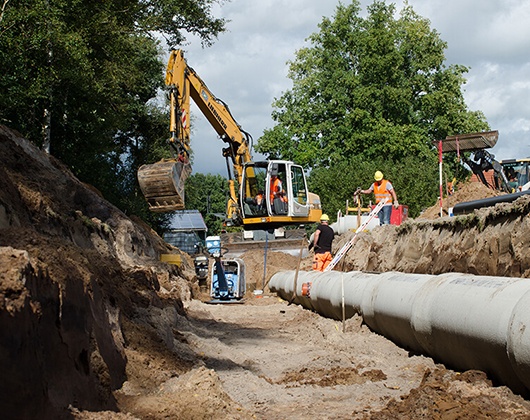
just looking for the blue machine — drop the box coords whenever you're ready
[205,236,246,302]
[205,236,222,256]
[211,258,246,301]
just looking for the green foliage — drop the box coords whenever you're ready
[184,173,229,234]
[0,0,226,227]
[256,0,489,217]
[309,153,439,219]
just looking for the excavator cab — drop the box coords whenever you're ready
[500,158,530,192]
[240,160,319,229]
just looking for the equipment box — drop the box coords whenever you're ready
[390,205,408,226]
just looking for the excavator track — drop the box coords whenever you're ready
[137,160,192,212]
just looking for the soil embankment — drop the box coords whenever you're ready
[337,187,530,278]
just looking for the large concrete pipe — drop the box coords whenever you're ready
[330,214,379,234]
[269,270,530,396]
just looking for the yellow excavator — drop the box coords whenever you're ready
[138,49,322,230]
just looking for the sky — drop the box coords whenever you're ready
[174,0,530,176]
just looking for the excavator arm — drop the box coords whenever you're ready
[166,49,254,222]
[165,50,253,175]
[464,149,511,193]
[138,49,252,221]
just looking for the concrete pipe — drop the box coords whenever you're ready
[269,270,530,396]
[330,214,379,234]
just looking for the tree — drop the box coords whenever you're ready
[183,173,229,235]
[256,1,488,216]
[0,0,226,227]
[309,154,439,220]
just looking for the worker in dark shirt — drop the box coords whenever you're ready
[312,214,335,271]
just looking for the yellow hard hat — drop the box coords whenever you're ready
[320,214,330,222]
[374,171,384,181]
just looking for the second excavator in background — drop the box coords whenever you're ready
[137,49,322,230]
[436,131,517,193]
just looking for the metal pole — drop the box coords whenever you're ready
[255,232,268,295]
[341,272,345,333]
[439,140,443,217]
[288,234,307,304]
[263,232,268,289]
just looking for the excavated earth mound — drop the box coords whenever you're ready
[2,124,530,419]
[0,126,201,418]
[336,186,530,277]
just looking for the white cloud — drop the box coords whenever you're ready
[405,0,530,159]
[410,0,530,65]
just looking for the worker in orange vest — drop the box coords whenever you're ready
[253,190,265,213]
[270,175,287,213]
[357,171,399,225]
[255,190,264,206]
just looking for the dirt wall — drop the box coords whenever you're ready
[338,195,530,277]
[0,126,196,418]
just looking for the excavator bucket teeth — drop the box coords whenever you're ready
[137,160,192,212]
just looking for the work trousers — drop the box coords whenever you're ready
[313,251,332,272]
[379,205,392,225]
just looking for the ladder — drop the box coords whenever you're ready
[324,198,388,272]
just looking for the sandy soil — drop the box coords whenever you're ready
[111,293,530,420]
[2,125,530,419]
[417,181,502,219]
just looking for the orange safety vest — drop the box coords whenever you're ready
[270,177,287,202]
[373,180,392,204]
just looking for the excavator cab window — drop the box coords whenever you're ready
[241,161,290,217]
[269,164,288,215]
[241,164,268,217]
[239,160,319,226]
[291,166,307,205]
[287,164,310,217]
[500,159,530,191]
[240,160,311,220]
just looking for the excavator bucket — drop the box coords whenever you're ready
[137,160,192,212]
